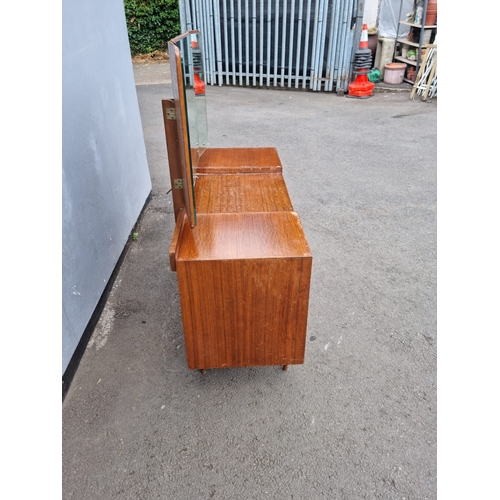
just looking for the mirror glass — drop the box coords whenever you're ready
[175,32,208,175]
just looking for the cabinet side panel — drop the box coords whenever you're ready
[176,257,311,369]
[292,255,313,364]
[175,262,201,369]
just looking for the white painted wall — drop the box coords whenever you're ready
[62,0,151,374]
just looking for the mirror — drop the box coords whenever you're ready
[174,31,209,174]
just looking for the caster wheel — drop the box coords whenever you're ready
[282,365,289,371]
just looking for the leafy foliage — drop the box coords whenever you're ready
[124,0,181,56]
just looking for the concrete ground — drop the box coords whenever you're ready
[62,62,437,499]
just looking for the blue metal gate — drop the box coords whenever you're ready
[178,0,365,92]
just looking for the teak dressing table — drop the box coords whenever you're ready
[162,31,312,372]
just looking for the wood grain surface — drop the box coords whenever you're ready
[162,99,186,222]
[175,212,312,369]
[197,147,282,174]
[177,253,312,369]
[177,212,311,261]
[168,40,197,227]
[194,173,293,213]
[168,209,187,272]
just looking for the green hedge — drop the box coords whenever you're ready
[124,0,181,56]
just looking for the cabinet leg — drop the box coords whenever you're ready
[200,369,207,375]
[282,365,289,371]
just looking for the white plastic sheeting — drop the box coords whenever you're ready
[377,0,414,38]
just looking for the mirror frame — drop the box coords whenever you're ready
[167,30,206,227]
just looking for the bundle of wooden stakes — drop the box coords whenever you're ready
[410,44,437,101]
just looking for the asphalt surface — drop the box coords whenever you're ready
[62,62,437,499]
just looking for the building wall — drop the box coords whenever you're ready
[62,0,151,374]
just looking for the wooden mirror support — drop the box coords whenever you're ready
[162,31,312,372]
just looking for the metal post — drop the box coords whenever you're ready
[287,0,296,88]
[339,0,355,90]
[273,0,280,87]
[259,0,264,86]
[266,1,272,86]
[325,0,340,91]
[230,0,236,85]
[222,0,230,85]
[415,0,429,78]
[179,0,187,32]
[315,0,329,90]
[213,0,224,86]
[237,0,243,85]
[244,0,249,86]
[252,0,257,86]
[295,0,304,88]
[335,0,349,91]
[301,0,312,89]
[280,0,287,87]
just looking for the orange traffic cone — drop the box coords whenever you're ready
[194,73,205,96]
[347,24,375,99]
[191,39,205,95]
[359,24,369,49]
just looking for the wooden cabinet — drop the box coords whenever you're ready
[163,31,312,372]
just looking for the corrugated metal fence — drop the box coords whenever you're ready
[178,0,365,92]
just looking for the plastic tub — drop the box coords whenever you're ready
[383,63,406,84]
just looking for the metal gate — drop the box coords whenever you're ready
[178,0,365,92]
